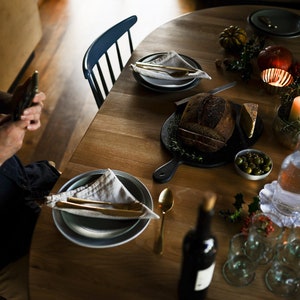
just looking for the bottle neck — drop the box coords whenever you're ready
[195,205,213,237]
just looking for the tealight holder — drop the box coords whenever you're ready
[261,68,294,94]
[273,81,300,150]
[273,107,300,150]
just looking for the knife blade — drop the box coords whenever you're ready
[174,81,237,106]
[55,201,145,217]
[67,196,143,211]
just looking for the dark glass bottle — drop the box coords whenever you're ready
[178,192,217,300]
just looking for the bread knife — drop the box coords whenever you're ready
[174,81,237,106]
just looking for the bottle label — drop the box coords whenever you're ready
[194,263,216,291]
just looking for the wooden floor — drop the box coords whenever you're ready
[17,0,201,172]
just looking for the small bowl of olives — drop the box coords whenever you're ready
[234,149,272,180]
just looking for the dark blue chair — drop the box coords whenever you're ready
[82,16,138,108]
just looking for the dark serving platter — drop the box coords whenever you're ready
[153,103,264,183]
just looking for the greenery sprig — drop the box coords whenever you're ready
[222,37,265,81]
[219,193,260,222]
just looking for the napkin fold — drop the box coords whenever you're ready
[131,50,211,81]
[46,169,159,220]
[259,181,300,228]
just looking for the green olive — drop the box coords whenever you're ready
[235,157,243,165]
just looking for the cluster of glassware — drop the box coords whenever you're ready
[222,212,300,297]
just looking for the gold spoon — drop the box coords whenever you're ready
[154,188,174,255]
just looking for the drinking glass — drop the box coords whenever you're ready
[265,243,300,297]
[222,233,261,286]
[284,223,300,272]
[248,212,284,264]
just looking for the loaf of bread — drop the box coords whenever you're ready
[177,93,235,152]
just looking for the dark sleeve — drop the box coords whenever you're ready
[0,90,12,113]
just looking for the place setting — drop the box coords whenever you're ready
[46,169,159,248]
[130,50,211,92]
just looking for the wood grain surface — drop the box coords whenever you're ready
[29,5,300,300]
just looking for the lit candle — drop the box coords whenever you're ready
[289,96,300,122]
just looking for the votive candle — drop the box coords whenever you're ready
[289,96,300,122]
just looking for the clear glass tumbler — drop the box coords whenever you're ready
[248,212,284,264]
[222,233,261,286]
[265,243,300,297]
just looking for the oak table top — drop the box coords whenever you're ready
[29,5,300,300]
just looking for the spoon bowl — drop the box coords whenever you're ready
[154,188,174,255]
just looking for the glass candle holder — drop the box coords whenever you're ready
[261,68,294,94]
[273,106,300,150]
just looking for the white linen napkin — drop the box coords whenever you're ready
[131,50,211,81]
[259,181,300,227]
[46,169,159,220]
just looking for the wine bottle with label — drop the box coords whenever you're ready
[178,192,217,300]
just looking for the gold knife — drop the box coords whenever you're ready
[135,61,197,73]
[67,196,143,211]
[55,201,145,217]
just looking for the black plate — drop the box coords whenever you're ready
[153,103,264,183]
[248,9,300,38]
[132,52,202,92]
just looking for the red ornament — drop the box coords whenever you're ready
[257,45,293,71]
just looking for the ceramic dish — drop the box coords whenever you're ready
[248,8,300,38]
[132,52,201,92]
[234,149,272,180]
[52,169,153,248]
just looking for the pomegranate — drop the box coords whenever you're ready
[257,46,293,71]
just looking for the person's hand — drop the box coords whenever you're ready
[0,116,30,166]
[0,92,46,165]
[20,92,46,131]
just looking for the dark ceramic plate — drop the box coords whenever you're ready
[248,8,300,38]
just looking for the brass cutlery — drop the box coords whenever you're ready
[135,61,197,77]
[55,200,144,217]
[154,188,174,255]
[258,16,278,29]
[67,196,143,210]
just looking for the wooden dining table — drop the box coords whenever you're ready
[29,5,300,300]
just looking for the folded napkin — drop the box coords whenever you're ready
[46,169,159,220]
[131,50,211,81]
[259,181,300,228]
